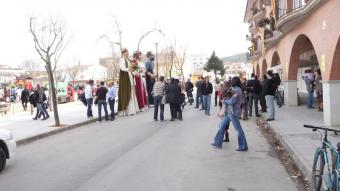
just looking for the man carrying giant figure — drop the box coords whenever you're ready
[145,51,156,105]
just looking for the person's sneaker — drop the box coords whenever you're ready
[178,118,183,121]
[32,118,37,120]
[266,118,274,121]
[223,138,229,142]
[96,121,101,123]
[236,148,248,151]
[256,114,261,117]
[170,118,175,121]
[210,143,222,148]
[154,119,158,122]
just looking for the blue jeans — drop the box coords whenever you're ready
[202,95,211,114]
[86,98,93,117]
[265,95,275,119]
[154,96,164,120]
[108,98,115,120]
[213,114,248,149]
[307,90,314,108]
[97,99,108,121]
[195,93,201,108]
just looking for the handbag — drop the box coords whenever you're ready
[94,96,98,105]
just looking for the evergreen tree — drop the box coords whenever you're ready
[204,51,225,76]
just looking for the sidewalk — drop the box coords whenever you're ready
[0,101,99,145]
[262,104,340,180]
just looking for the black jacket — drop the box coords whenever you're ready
[185,82,194,92]
[262,78,277,96]
[21,89,30,102]
[246,79,261,94]
[166,83,182,104]
[201,82,213,96]
[195,80,203,94]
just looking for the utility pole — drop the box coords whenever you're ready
[155,42,159,79]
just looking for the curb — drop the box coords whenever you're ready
[267,122,312,181]
[16,118,98,146]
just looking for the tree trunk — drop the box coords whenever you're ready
[46,59,60,126]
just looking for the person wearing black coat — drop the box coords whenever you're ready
[166,78,183,121]
[247,73,261,117]
[21,88,30,111]
[201,76,213,115]
[262,71,277,121]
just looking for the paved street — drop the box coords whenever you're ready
[0,106,297,191]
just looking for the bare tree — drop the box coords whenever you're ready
[67,61,81,86]
[29,16,70,127]
[174,48,187,82]
[20,60,41,81]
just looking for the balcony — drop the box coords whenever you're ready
[276,0,328,33]
[247,50,262,61]
[249,24,259,34]
[264,30,284,49]
[252,8,266,23]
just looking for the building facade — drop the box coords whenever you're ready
[244,0,340,127]
[0,65,26,84]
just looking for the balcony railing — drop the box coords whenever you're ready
[276,0,326,33]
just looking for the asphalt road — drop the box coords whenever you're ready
[0,105,297,191]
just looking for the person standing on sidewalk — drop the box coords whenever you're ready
[201,76,213,116]
[260,75,267,113]
[85,79,94,118]
[240,78,249,120]
[153,76,166,121]
[107,81,117,121]
[21,87,29,111]
[96,81,109,123]
[263,71,276,121]
[304,69,315,109]
[214,78,221,107]
[247,73,261,117]
[194,77,203,109]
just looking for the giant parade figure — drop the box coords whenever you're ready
[118,48,139,115]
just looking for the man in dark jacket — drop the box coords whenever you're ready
[194,77,203,109]
[247,73,261,117]
[166,78,183,121]
[262,71,276,121]
[95,81,109,122]
[21,87,30,111]
[185,79,194,105]
[201,76,213,115]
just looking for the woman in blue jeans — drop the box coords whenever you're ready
[211,77,248,151]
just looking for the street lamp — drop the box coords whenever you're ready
[155,42,159,78]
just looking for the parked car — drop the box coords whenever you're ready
[0,129,16,173]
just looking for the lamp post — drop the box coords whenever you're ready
[155,42,159,78]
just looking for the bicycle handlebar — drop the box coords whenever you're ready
[304,124,340,133]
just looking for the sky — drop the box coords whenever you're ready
[0,0,250,68]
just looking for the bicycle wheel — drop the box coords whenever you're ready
[312,151,328,191]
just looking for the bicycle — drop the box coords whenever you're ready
[304,124,340,191]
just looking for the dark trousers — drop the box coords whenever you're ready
[22,100,28,110]
[241,102,248,119]
[214,91,218,106]
[86,98,93,117]
[154,96,164,120]
[170,103,182,119]
[260,96,267,112]
[97,99,108,122]
[248,93,260,116]
[108,98,115,120]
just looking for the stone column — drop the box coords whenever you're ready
[284,80,298,106]
[323,81,340,127]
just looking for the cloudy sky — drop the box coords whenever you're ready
[0,0,249,68]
